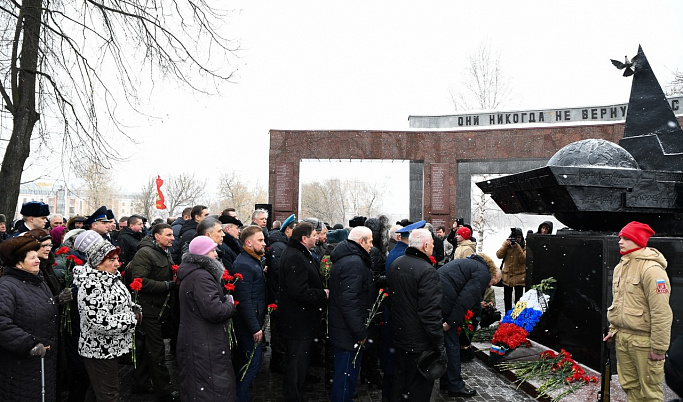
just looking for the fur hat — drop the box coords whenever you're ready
[189,236,217,256]
[219,214,243,227]
[457,226,472,240]
[0,236,41,266]
[74,230,104,254]
[85,239,119,267]
[618,221,655,247]
[20,201,50,217]
[23,229,51,242]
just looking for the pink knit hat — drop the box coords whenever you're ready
[189,236,217,256]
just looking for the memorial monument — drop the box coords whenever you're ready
[476,46,683,370]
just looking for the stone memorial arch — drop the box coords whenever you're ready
[268,124,627,226]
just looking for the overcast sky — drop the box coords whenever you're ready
[25,1,683,219]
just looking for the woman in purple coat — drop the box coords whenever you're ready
[177,236,237,401]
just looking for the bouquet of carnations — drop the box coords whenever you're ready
[497,348,597,402]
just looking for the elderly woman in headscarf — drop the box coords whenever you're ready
[24,229,72,301]
[177,236,237,401]
[0,236,59,401]
[73,230,140,401]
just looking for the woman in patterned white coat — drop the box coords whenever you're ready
[73,231,140,402]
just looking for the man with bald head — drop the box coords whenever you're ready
[388,228,443,401]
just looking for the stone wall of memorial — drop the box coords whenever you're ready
[268,117,683,224]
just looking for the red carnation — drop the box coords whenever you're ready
[267,303,278,311]
[383,293,389,298]
[234,273,244,281]
[171,264,179,273]
[221,270,230,281]
[130,278,143,292]
[233,300,239,306]
[225,283,235,291]
[429,255,437,265]
[55,246,69,256]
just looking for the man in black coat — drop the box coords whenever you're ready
[118,215,144,267]
[438,253,499,397]
[278,222,328,402]
[266,213,296,374]
[329,226,375,401]
[388,228,443,402]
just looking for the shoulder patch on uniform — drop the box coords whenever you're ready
[656,279,669,294]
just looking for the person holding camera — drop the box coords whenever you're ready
[496,228,527,313]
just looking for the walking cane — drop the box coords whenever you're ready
[41,345,51,402]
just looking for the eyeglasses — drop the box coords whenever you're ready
[41,244,53,249]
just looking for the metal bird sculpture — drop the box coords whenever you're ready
[610,55,636,77]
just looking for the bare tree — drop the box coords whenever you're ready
[132,176,157,221]
[300,178,384,225]
[215,171,267,222]
[75,160,117,212]
[0,1,238,219]
[450,41,512,111]
[164,173,206,217]
[666,70,683,96]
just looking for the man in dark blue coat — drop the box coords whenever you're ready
[388,227,443,402]
[329,226,375,401]
[232,225,267,402]
[278,222,328,402]
[382,220,425,401]
[438,253,499,397]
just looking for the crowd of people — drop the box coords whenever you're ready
[3,200,679,402]
[0,200,513,402]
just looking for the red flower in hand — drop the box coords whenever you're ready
[55,246,69,256]
[267,303,278,311]
[234,273,243,281]
[224,283,235,292]
[171,265,179,273]
[464,310,474,321]
[130,278,143,292]
[221,270,230,281]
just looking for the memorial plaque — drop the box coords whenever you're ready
[430,163,449,215]
[274,163,294,211]
[430,215,448,231]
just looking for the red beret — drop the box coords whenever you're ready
[618,221,655,247]
[456,226,471,240]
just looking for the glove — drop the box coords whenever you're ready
[226,295,234,304]
[57,287,73,303]
[165,281,176,290]
[30,343,47,358]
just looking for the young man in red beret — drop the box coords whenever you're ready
[604,221,672,402]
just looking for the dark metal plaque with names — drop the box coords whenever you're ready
[274,162,294,211]
[430,163,449,215]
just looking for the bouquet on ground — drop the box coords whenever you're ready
[239,303,277,380]
[490,277,555,361]
[353,288,388,367]
[129,277,144,368]
[54,247,83,334]
[497,348,597,402]
[222,269,243,349]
